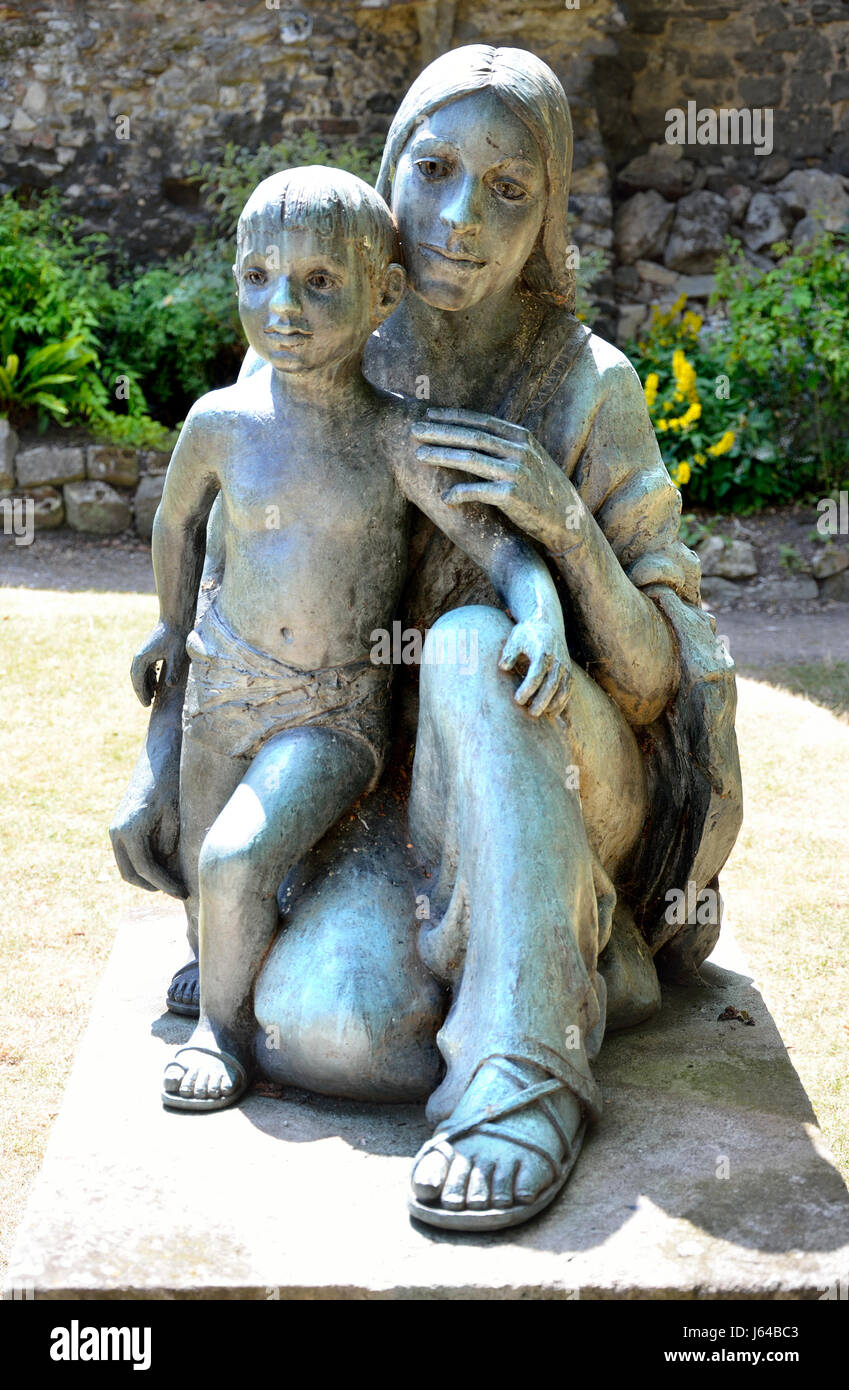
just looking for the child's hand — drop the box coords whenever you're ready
[499,615,571,718]
[131,621,187,707]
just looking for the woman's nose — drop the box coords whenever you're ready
[268,276,302,316]
[439,176,481,235]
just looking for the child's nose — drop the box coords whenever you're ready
[268,276,302,316]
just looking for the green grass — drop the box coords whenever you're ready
[0,589,847,1272]
[0,586,156,1269]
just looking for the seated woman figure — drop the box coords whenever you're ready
[110,45,742,1232]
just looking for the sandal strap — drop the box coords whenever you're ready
[439,1077,565,1143]
[173,1046,247,1088]
[486,1057,575,1157]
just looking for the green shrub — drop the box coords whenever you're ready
[191,131,385,243]
[0,335,99,425]
[0,191,172,443]
[711,230,849,500]
[627,229,849,512]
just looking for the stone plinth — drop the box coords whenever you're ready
[6,907,849,1300]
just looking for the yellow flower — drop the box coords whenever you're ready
[662,399,674,414]
[644,372,659,409]
[680,310,703,338]
[677,461,691,485]
[679,401,702,428]
[657,418,669,431]
[672,348,697,399]
[707,430,735,457]
[694,452,706,465]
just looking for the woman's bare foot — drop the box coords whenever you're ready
[410,1057,586,1226]
[162,1021,250,1110]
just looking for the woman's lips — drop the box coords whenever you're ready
[419,243,486,268]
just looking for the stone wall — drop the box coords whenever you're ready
[0,419,166,538]
[0,1,847,343]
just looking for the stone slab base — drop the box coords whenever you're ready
[6,906,849,1299]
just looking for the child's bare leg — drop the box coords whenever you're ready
[168,731,250,1014]
[163,725,374,1106]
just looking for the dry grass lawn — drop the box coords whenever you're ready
[1,585,847,1275]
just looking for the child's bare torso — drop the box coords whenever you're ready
[209,369,410,670]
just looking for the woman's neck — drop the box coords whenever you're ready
[384,283,546,410]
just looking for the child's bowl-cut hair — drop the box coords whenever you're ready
[236,166,400,283]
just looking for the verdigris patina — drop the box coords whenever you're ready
[110,45,742,1232]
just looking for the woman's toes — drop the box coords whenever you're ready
[515,1158,546,1205]
[162,1063,185,1095]
[466,1161,495,1210]
[411,1147,450,1201]
[441,1152,472,1208]
[179,1066,199,1098]
[491,1158,519,1209]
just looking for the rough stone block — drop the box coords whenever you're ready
[614,190,674,264]
[0,416,19,491]
[63,479,131,534]
[820,570,849,603]
[15,445,85,489]
[86,445,139,489]
[6,909,849,1299]
[700,576,742,609]
[755,577,819,603]
[742,192,792,253]
[139,449,172,476]
[811,546,849,581]
[133,473,164,540]
[698,536,759,580]
[618,153,696,200]
[19,485,64,530]
[665,192,731,274]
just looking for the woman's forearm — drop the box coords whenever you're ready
[548,495,676,725]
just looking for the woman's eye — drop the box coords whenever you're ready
[307,272,336,290]
[491,180,527,202]
[416,158,451,181]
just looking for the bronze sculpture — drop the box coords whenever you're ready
[111,46,742,1231]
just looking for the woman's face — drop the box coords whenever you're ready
[391,88,547,311]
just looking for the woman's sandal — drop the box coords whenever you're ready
[166,960,200,1018]
[161,1046,249,1112]
[408,1056,587,1231]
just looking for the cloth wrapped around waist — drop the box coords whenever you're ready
[183,601,391,785]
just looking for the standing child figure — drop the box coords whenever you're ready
[131,167,572,1112]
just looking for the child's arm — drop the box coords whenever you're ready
[394,432,571,718]
[131,403,222,706]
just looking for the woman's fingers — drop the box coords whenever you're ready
[415,444,516,480]
[529,661,564,718]
[413,421,522,461]
[514,649,553,706]
[547,673,573,719]
[425,407,528,444]
[441,481,517,508]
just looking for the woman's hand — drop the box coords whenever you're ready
[412,407,582,555]
[500,615,572,718]
[131,620,187,707]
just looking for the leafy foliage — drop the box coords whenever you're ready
[627,231,849,511]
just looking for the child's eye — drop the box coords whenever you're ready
[306,271,337,290]
[415,158,452,181]
[244,268,266,285]
[490,179,528,202]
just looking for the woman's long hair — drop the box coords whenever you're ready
[376,45,575,313]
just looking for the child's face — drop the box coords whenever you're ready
[236,216,384,375]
